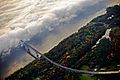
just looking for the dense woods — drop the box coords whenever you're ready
[6,5,120,80]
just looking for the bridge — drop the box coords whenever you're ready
[20,40,120,75]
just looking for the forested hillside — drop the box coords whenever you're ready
[6,5,120,80]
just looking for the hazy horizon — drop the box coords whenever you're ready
[0,0,119,79]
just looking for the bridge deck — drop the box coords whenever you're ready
[21,40,120,75]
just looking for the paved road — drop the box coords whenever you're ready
[21,40,120,75]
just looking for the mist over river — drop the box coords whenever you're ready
[0,0,119,79]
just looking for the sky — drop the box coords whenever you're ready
[0,0,119,79]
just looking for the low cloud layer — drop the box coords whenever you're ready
[0,0,109,56]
